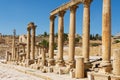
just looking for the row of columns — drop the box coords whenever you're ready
[48,1,92,66]
[49,0,111,70]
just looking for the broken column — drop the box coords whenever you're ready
[75,57,84,78]
[113,49,120,76]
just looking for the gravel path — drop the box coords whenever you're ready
[0,63,43,80]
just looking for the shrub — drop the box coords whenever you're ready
[91,43,100,46]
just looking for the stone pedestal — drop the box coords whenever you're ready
[113,49,120,76]
[75,57,84,78]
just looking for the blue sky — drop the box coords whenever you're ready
[0,0,119,35]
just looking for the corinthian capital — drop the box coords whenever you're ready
[83,0,92,7]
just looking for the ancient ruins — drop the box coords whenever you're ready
[5,0,120,80]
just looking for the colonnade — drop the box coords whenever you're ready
[48,0,92,67]
[48,0,111,70]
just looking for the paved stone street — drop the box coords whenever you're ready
[0,63,43,80]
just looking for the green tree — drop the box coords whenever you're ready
[75,37,80,43]
[90,34,93,40]
[39,39,49,53]
[63,33,68,42]
[43,32,48,37]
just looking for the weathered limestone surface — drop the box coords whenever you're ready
[100,0,111,73]
[75,57,84,78]
[26,27,31,60]
[31,23,36,60]
[50,0,83,15]
[68,5,78,67]
[57,11,66,66]
[82,1,91,63]
[113,49,120,76]
[48,15,56,66]
[12,30,16,61]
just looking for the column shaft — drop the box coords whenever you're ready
[75,57,84,78]
[102,0,111,63]
[49,16,56,59]
[58,11,65,61]
[12,36,15,61]
[26,28,31,59]
[31,27,36,60]
[69,6,77,62]
[82,3,90,63]
[113,49,120,76]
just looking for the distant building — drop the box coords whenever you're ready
[19,35,27,43]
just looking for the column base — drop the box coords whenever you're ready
[99,61,112,73]
[56,60,65,67]
[25,59,34,66]
[48,59,55,66]
[66,60,75,68]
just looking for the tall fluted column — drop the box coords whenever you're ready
[100,0,111,72]
[31,24,36,60]
[57,11,66,66]
[82,1,91,63]
[48,15,56,66]
[26,27,31,60]
[68,5,78,68]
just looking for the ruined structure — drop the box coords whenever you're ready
[5,0,120,80]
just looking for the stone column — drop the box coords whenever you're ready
[35,46,39,59]
[82,1,91,63]
[42,48,46,66]
[26,27,31,60]
[100,0,111,72]
[57,11,66,66]
[113,49,120,76]
[9,53,12,61]
[6,51,8,61]
[48,15,56,66]
[12,35,15,61]
[31,23,36,60]
[75,57,84,78]
[68,5,78,68]
[38,47,41,56]
[23,44,26,60]
[16,45,19,61]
